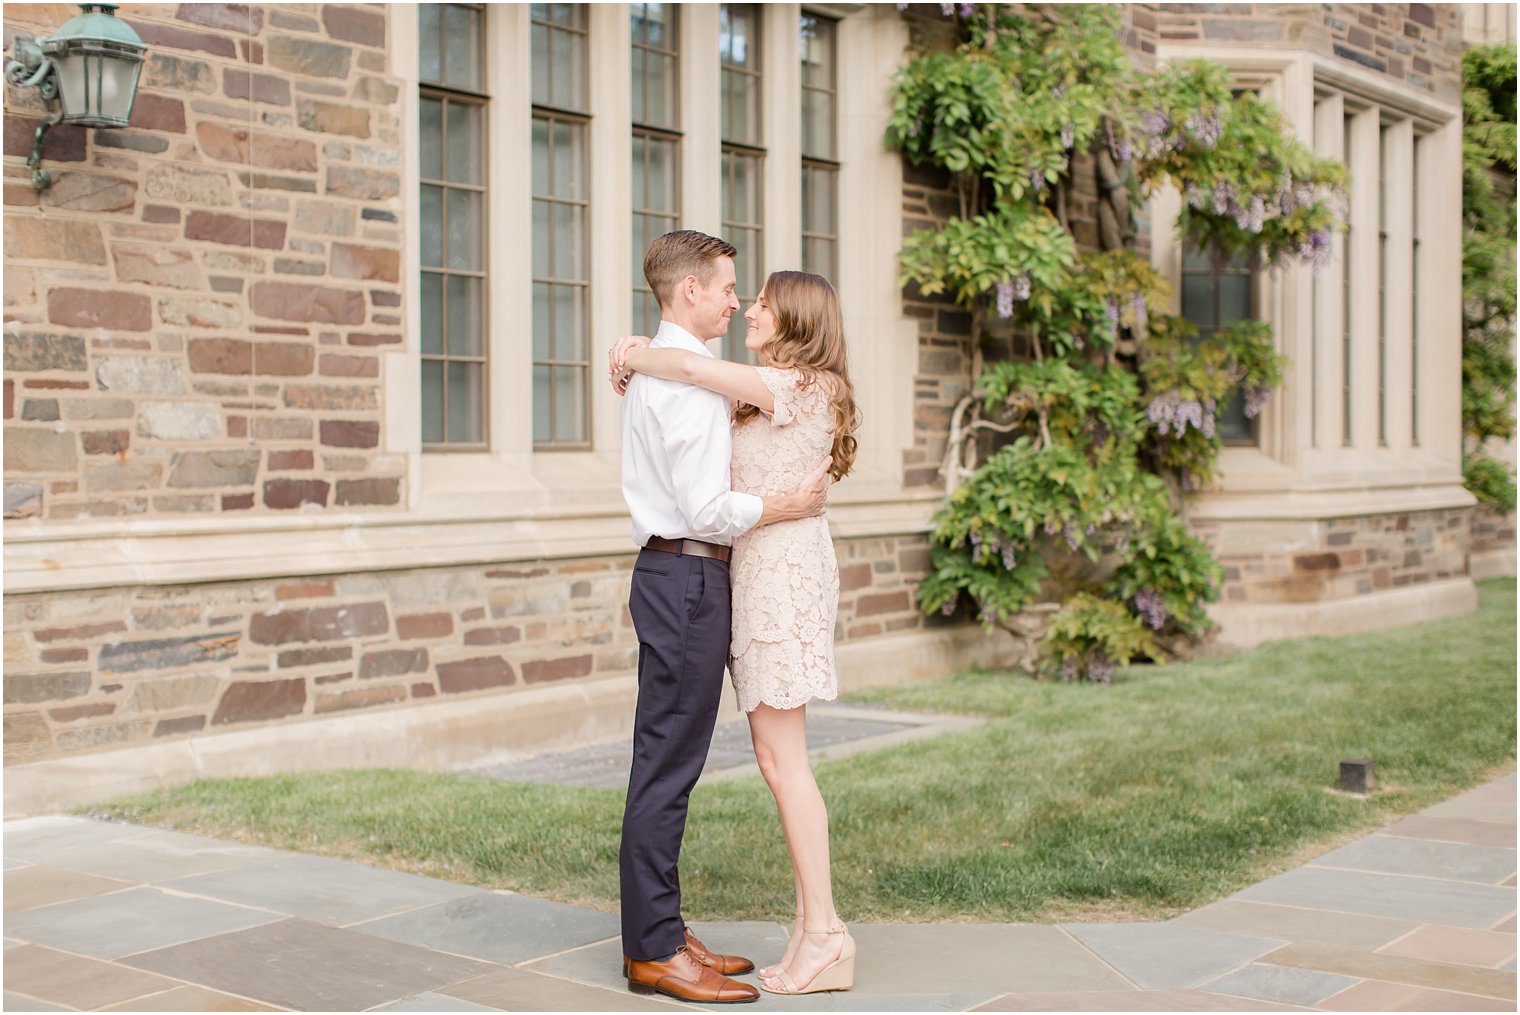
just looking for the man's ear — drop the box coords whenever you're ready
[681,274,699,304]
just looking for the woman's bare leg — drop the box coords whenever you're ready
[748,703,843,987]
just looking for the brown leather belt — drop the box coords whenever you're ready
[644,536,731,564]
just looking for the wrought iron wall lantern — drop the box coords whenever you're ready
[5,2,147,189]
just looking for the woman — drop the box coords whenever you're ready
[610,270,861,996]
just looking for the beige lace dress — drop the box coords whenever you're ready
[728,367,840,712]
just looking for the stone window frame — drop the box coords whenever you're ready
[1325,92,1424,457]
[1152,43,1468,524]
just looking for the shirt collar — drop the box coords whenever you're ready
[653,321,716,358]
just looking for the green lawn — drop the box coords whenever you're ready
[91,579,1516,924]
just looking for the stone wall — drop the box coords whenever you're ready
[1141,3,1466,101]
[1192,507,1474,605]
[3,3,406,523]
[2,532,937,765]
[899,158,969,492]
[1471,506,1517,561]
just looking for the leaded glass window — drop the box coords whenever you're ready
[632,4,680,338]
[720,4,762,362]
[531,4,590,447]
[420,4,487,449]
[1181,248,1256,445]
[800,13,837,281]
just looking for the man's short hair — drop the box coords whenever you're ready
[642,230,738,310]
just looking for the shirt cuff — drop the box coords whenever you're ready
[733,492,764,536]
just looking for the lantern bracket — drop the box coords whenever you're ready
[4,38,62,188]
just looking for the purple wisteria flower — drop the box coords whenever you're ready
[1029,167,1046,195]
[1011,272,1032,300]
[957,2,975,16]
[1238,194,1266,234]
[1141,109,1170,137]
[1242,383,1271,418]
[1001,543,1017,569]
[1060,123,1075,149]
[1114,531,1130,554]
[1146,392,1217,438]
[940,598,958,616]
[1298,227,1332,276]
[1062,522,1081,551]
[1185,111,1222,149]
[1134,588,1168,630]
[1061,656,1080,682]
[1051,82,1067,101]
[996,281,1015,319]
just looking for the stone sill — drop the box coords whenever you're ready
[3,487,946,596]
[1190,481,1476,522]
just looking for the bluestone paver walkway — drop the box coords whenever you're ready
[3,772,1513,1012]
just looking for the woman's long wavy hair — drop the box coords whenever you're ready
[734,270,860,481]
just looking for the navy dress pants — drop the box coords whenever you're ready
[619,547,731,961]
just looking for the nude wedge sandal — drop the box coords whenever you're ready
[759,925,855,995]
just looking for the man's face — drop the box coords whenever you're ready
[689,256,740,342]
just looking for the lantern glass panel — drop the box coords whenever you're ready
[98,52,140,123]
[54,51,87,119]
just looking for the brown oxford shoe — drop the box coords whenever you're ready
[625,946,760,1004]
[684,926,756,975]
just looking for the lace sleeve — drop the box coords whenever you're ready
[754,366,804,426]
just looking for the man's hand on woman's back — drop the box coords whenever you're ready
[756,455,832,527]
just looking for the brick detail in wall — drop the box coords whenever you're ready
[3,3,404,523]
[1193,508,1475,605]
[1,534,954,765]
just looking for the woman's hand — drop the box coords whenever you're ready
[608,334,652,396]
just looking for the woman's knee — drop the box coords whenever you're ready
[754,741,811,788]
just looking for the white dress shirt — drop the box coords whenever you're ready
[621,322,764,547]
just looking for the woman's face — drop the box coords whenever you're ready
[743,290,777,359]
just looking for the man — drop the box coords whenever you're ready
[617,230,829,1005]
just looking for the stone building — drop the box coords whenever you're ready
[2,3,1511,814]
